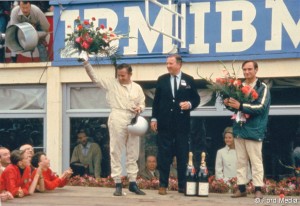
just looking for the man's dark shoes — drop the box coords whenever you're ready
[113,183,122,196]
[231,190,247,198]
[129,182,146,195]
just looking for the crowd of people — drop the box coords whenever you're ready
[0,144,72,202]
[78,52,271,200]
[6,49,298,203]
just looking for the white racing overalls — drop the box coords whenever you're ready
[84,62,145,183]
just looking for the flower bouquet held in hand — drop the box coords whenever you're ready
[200,62,259,125]
[61,17,129,63]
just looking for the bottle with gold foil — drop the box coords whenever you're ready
[184,152,197,196]
[197,152,209,197]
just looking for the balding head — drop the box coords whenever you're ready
[0,147,11,167]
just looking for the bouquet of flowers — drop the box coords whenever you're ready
[204,64,258,104]
[201,63,259,125]
[62,17,129,61]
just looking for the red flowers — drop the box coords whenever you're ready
[77,24,83,30]
[203,65,260,125]
[63,16,129,56]
[205,66,259,105]
[241,85,259,100]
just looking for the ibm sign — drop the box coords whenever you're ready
[52,0,300,65]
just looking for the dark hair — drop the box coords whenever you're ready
[242,60,258,70]
[77,129,87,136]
[116,63,132,74]
[10,150,26,165]
[20,1,31,4]
[31,151,46,168]
[168,54,183,65]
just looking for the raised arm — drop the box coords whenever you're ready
[79,52,114,90]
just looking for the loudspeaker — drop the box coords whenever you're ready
[6,22,47,52]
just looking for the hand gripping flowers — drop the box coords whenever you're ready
[208,68,258,104]
[204,65,259,125]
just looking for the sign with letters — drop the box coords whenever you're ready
[52,0,300,66]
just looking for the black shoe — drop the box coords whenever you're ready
[113,183,122,196]
[129,182,146,195]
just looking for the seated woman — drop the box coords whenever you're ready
[0,150,44,197]
[31,152,73,190]
[215,127,251,181]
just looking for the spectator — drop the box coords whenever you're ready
[215,127,251,181]
[0,147,11,173]
[8,0,50,62]
[20,144,35,171]
[292,147,300,168]
[138,155,159,180]
[31,152,73,190]
[1,150,43,197]
[70,129,102,178]
[20,144,34,157]
[169,156,178,178]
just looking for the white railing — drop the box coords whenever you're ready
[145,0,186,48]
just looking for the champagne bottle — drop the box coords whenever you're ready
[185,152,197,196]
[197,152,209,197]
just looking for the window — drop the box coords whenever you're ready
[69,117,110,178]
[0,85,46,151]
[0,118,44,151]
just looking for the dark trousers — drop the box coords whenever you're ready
[157,129,189,189]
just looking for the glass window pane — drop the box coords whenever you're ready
[70,117,110,178]
[270,87,300,105]
[0,118,44,151]
[70,87,109,109]
[0,87,45,110]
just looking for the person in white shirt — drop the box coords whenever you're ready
[215,127,237,181]
[215,127,251,181]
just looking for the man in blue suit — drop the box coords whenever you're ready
[151,54,200,195]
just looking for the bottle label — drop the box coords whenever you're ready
[198,182,209,196]
[186,182,197,195]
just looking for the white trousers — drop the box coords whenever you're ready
[108,110,139,183]
[234,138,264,186]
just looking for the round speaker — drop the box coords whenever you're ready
[6,22,38,52]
